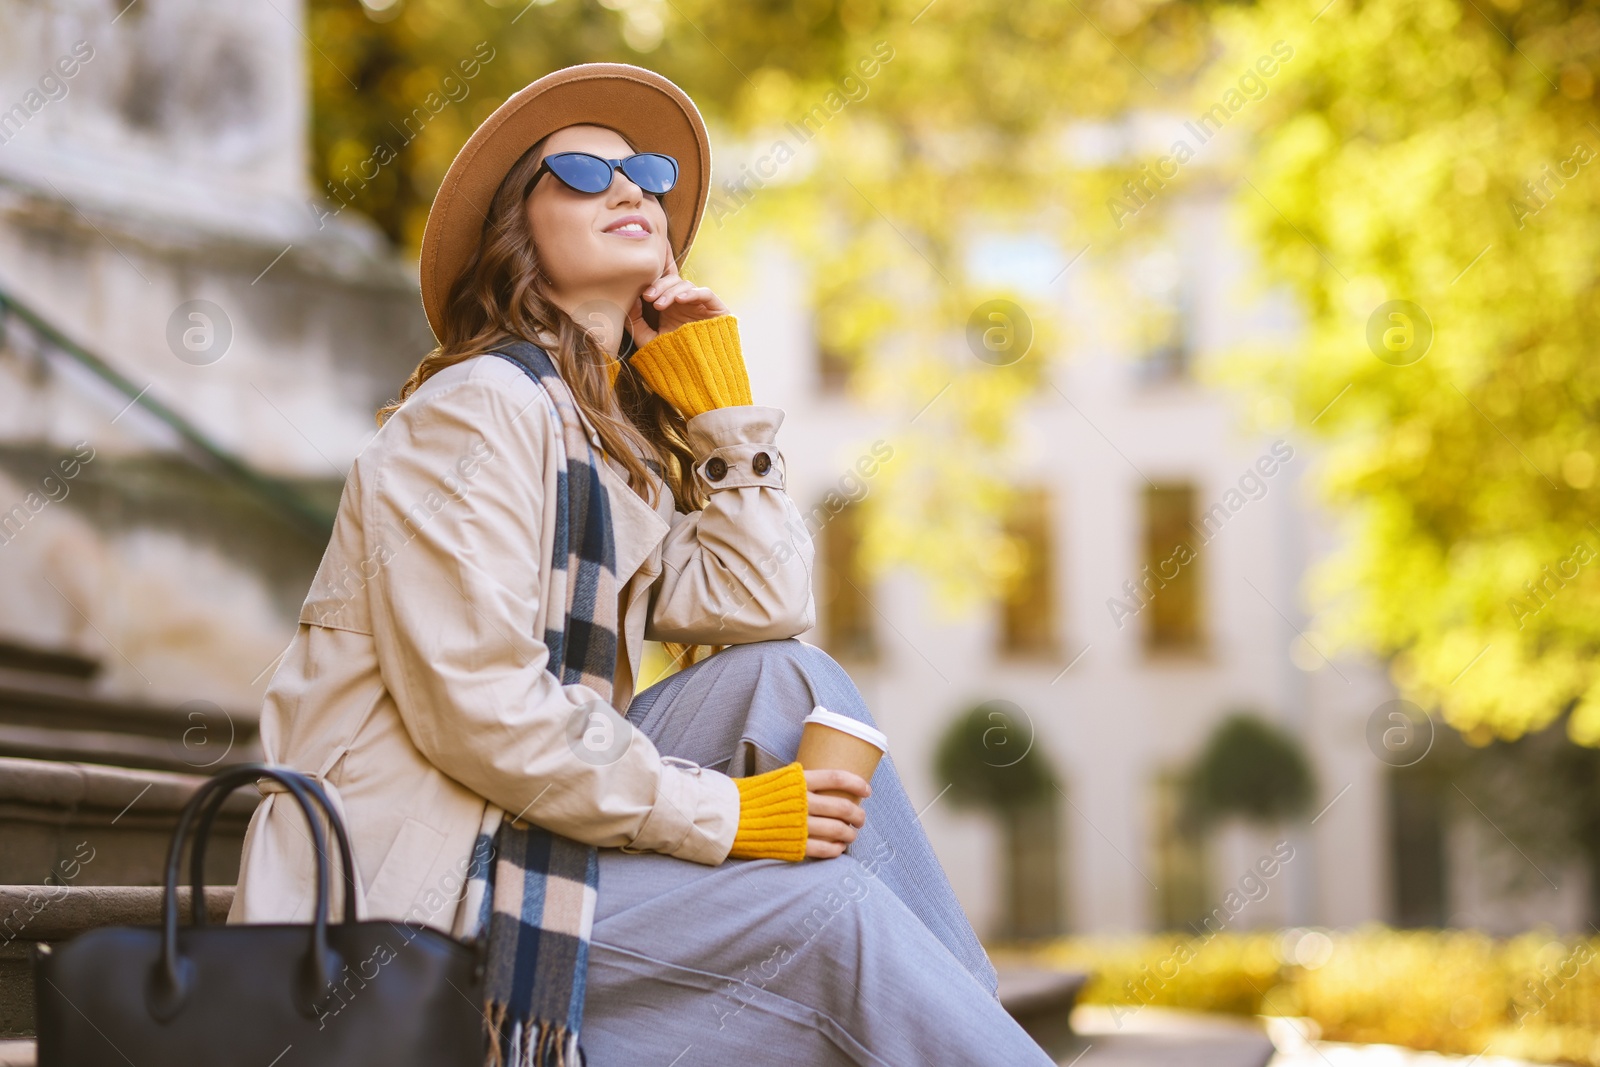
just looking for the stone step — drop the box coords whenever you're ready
[0,756,256,887]
[0,662,261,775]
[0,884,235,1040]
[0,883,234,941]
[995,964,1090,1056]
[1063,1004,1279,1067]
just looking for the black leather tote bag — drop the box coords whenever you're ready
[32,763,488,1065]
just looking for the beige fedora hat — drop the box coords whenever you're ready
[418,62,712,342]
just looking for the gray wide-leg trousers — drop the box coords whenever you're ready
[580,637,1056,1066]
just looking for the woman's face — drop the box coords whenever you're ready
[524,124,672,308]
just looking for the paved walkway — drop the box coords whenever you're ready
[1053,1009,1546,1067]
[1262,1017,1541,1067]
[1057,1005,1278,1067]
[1269,1048,1540,1067]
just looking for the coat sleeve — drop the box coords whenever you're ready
[645,403,817,645]
[362,370,739,865]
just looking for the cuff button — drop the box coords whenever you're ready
[705,457,728,481]
[752,451,772,475]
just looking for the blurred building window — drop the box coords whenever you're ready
[1128,245,1192,384]
[1152,767,1211,930]
[1388,765,1447,927]
[998,484,1061,659]
[815,315,851,394]
[1005,789,1068,938]
[817,345,851,394]
[817,500,878,663]
[1142,483,1204,653]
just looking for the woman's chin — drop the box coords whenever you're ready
[591,241,666,281]
[554,246,668,308]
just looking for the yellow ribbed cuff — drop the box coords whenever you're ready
[626,314,753,419]
[728,760,808,862]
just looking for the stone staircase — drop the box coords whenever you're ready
[0,756,256,888]
[0,638,261,775]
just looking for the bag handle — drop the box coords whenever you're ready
[148,764,355,1023]
[183,769,358,928]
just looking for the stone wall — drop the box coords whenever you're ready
[0,0,431,733]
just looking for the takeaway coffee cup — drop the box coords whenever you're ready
[796,706,888,800]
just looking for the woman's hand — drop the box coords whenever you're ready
[628,259,730,346]
[803,768,871,859]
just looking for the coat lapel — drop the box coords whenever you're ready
[598,450,669,588]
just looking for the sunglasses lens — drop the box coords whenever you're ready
[621,153,678,194]
[546,153,614,193]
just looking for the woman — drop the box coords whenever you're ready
[229,62,1055,1066]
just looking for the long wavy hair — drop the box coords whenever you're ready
[377,130,722,675]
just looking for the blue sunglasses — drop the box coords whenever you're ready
[528,151,679,197]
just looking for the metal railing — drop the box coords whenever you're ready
[0,286,336,538]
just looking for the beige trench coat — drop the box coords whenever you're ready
[227,332,815,937]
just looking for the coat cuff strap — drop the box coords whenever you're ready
[693,435,785,492]
[626,758,740,865]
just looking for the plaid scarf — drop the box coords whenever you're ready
[458,338,624,1067]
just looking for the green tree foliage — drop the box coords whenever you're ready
[1185,712,1316,825]
[1204,0,1600,744]
[934,700,1056,812]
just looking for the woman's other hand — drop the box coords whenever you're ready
[803,768,871,859]
[628,259,730,345]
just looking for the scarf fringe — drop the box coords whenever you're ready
[485,998,586,1067]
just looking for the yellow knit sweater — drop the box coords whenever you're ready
[728,761,809,861]
[612,314,753,417]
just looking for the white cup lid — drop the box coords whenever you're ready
[802,706,888,752]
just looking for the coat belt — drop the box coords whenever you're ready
[253,745,354,798]
[256,773,324,797]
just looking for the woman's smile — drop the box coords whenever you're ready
[603,214,653,239]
